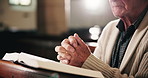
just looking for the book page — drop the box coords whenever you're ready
[18,52,104,78]
[2,52,19,62]
[38,60,104,78]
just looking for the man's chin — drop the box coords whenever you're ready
[112,11,125,18]
[114,14,122,18]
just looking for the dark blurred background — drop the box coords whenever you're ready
[0,0,116,61]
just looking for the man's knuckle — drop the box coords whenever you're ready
[68,36,72,38]
[61,39,69,45]
[66,45,71,49]
[61,39,66,44]
[59,46,63,51]
[55,46,59,52]
[62,53,67,58]
[69,36,75,41]
[57,55,60,60]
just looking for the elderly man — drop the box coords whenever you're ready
[55,0,148,78]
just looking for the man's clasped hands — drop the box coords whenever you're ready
[55,33,91,67]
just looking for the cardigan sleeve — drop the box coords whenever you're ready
[135,52,148,78]
[82,53,148,78]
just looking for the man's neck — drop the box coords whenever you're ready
[121,5,147,30]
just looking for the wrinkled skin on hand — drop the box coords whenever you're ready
[55,33,91,67]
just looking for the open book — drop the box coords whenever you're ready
[2,52,104,78]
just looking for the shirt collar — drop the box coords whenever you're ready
[116,20,125,32]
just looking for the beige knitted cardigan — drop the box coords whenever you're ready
[82,12,148,78]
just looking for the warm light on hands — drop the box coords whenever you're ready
[55,33,91,67]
